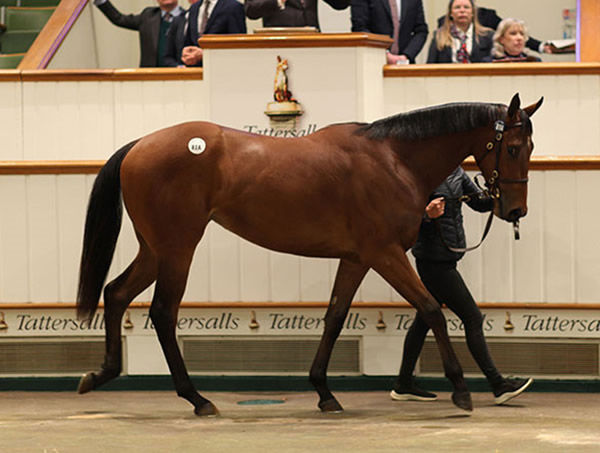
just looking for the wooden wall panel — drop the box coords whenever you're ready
[0,82,23,160]
[0,169,598,304]
[27,175,59,302]
[543,172,577,302]
[0,177,29,301]
[575,171,600,302]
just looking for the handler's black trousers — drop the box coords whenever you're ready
[398,259,504,390]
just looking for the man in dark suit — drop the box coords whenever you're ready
[93,0,185,67]
[164,0,246,67]
[245,0,350,30]
[437,7,549,54]
[351,0,428,64]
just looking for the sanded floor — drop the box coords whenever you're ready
[1,390,599,452]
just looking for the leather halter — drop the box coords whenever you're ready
[436,119,527,253]
[479,120,528,198]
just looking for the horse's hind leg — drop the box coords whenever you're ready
[309,259,368,412]
[371,248,472,411]
[150,249,218,416]
[79,237,157,393]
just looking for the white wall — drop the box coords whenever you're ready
[1,68,599,305]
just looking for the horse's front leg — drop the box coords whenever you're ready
[371,247,472,411]
[309,259,368,413]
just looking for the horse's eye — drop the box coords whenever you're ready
[508,146,519,157]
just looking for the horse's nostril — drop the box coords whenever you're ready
[508,208,524,221]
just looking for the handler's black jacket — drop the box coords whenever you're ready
[411,167,493,262]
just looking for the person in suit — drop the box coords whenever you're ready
[245,0,350,30]
[491,18,541,62]
[93,0,185,67]
[350,0,428,64]
[164,0,246,67]
[427,0,493,64]
[437,6,552,55]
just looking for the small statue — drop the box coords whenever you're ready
[265,55,303,123]
[273,56,295,103]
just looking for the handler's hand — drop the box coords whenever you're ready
[426,197,445,219]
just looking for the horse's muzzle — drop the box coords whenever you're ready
[507,207,527,222]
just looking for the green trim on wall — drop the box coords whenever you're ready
[0,375,599,392]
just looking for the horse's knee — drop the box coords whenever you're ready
[419,300,445,328]
[149,303,168,323]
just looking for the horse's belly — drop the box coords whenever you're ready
[211,209,354,259]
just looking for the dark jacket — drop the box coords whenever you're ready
[411,167,493,262]
[164,0,246,67]
[492,52,541,63]
[426,27,493,63]
[97,1,167,67]
[350,0,428,63]
[245,0,350,29]
[437,7,543,52]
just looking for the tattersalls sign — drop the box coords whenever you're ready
[1,308,599,339]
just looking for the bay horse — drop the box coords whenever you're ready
[76,93,543,416]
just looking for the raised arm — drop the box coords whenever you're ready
[93,0,143,30]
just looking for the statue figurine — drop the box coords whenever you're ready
[265,55,303,123]
[273,56,295,103]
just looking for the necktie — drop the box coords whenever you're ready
[388,0,399,55]
[451,25,469,63]
[199,0,211,35]
[164,12,172,23]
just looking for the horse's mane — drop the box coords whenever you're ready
[357,102,506,141]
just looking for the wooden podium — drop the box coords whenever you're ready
[197,33,393,132]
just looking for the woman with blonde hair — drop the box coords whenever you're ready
[492,18,541,62]
[427,0,493,63]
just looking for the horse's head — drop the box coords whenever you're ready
[476,93,543,224]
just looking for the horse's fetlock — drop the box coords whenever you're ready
[176,383,196,399]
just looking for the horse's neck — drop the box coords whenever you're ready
[404,129,486,195]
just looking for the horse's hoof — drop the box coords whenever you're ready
[318,398,344,413]
[77,372,95,394]
[194,402,220,417]
[452,390,473,412]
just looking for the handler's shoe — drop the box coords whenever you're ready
[493,377,533,405]
[390,385,437,402]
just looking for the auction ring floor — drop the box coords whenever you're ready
[1,390,599,452]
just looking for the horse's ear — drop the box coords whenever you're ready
[507,93,521,118]
[523,96,544,118]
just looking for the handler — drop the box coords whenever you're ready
[391,166,533,404]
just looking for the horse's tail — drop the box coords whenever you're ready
[76,140,137,321]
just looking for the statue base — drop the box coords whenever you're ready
[265,101,304,122]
